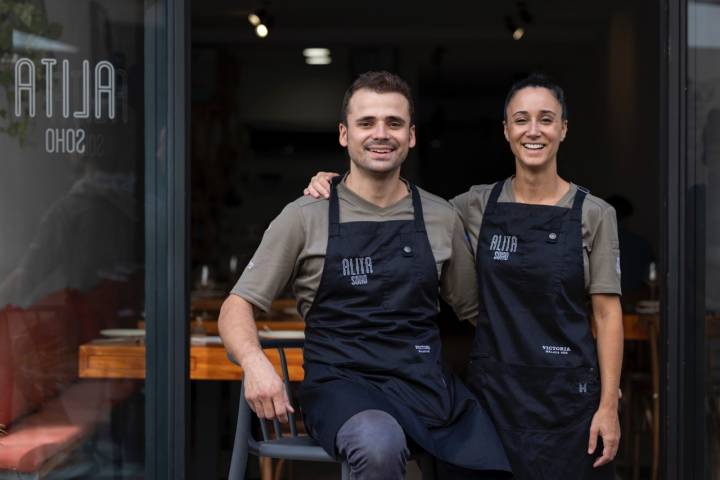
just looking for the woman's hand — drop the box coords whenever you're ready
[303,171,340,199]
[588,405,620,467]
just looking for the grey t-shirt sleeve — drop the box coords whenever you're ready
[448,192,469,218]
[230,202,306,311]
[439,211,480,321]
[587,205,622,295]
[449,191,475,236]
[450,186,493,255]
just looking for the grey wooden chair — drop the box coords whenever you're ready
[228,337,434,480]
[228,337,351,479]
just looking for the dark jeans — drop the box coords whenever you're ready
[335,409,409,480]
[335,409,512,480]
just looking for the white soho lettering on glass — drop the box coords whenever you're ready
[341,256,373,286]
[489,234,518,261]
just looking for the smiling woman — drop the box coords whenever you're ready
[503,84,567,178]
[454,74,624,479]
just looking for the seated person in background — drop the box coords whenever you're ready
[219,71,510,479]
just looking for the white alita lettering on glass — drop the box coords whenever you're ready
[15,58,116,120]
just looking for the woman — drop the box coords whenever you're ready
[305,74,623,479]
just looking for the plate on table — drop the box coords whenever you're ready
[258,330,305,340]
[100,328,146,338]
[636,300,660,314]
[190,335,224,346]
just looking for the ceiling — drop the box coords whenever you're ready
[191,0,623,46]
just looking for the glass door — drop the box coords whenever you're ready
[0,0,187,478]
[688,1,720,478]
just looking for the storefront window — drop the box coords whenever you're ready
[688,1,720,476]
[0,0,150,476]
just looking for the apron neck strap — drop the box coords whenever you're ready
[485,181,505,215]
[328,175,343,237]
[571,185,588,219]
[409,182,426,232]
[329,175,426,233]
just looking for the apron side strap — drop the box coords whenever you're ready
[328,175,344,237]
[409,183,426,232]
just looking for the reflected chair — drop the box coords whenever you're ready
[228,337,435,480]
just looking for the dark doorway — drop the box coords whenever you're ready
[189,1,662,478]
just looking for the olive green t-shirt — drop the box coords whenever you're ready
[450,178,622,295]
[231,180,479,320]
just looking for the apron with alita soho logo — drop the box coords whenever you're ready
[469,180,615,479]
[299,176,510,474]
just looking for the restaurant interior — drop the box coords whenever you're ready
[187,0,662,478]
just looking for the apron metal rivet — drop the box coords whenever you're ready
[403,246,412,254]
[548,233,557,240]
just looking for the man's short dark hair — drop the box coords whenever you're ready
[340,71,415,125]
[503,73,568,121]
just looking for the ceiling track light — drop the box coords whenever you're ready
[247,7,273,38]
[305,56,331,65]
[303,48,331,58]
[255,24,269,38]
[247,12,261,26]
[303,47,332,65]
[505,15,524,41]
[505,1,532,41]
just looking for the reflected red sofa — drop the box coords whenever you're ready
[0,288,137,477]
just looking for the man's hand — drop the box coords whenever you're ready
[241,351,295,423]
[303,171,340,199]
[587,406,620,467]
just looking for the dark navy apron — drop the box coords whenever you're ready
[298,176,511,474]
[468,180,615,479]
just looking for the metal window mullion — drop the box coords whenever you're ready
[145,0,189,478]
[662,0,690,478]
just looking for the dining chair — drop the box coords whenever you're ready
[228,337,350,480]
[227,337,435,480]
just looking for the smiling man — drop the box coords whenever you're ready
[219,71,510,480]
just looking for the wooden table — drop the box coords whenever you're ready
[623,313,654,340]
[78,339,304,381]
[138,319,305,336]
[83,314,649,381]
[81,316,305,380]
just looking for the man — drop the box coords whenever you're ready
[219,71,510,479]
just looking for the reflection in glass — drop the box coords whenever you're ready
[0,0,147,477]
